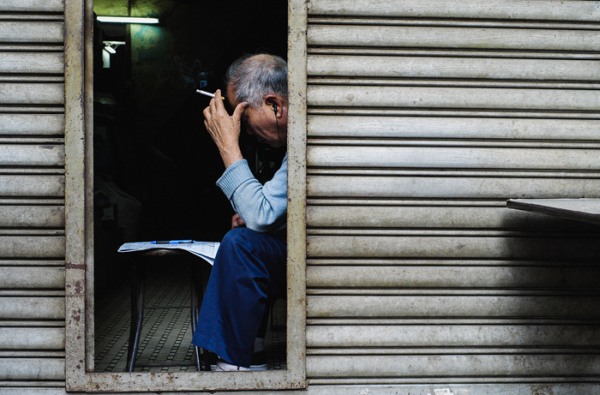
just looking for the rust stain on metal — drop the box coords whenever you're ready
[74,280,83,294]
[65,262,86,270]
[71,308,81,322]
[66,279,84,296]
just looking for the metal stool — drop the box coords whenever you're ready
[125,248,209,372]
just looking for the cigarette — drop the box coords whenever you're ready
[196,89,225,100]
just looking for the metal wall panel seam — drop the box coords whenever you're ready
[0,114,64,135]
[0,260,64,267]
[305,348,600,355]
[307,18,600,31]
[305,266,600,288]
[306,324,600,347]
[307,168,600,176]
[0,267,64,288]
[0,297,64,319]
[0,1,63,12]
[0,358,65,381]
[307,79,600,90]
[307,55,600,80]
[308,260,600,268]
[308,0,600,21]
[309,47,600,60]
[308,108,600,119]
[0,53,63,74]
[306,354,600,378]
[307,139,600,149]
[307,25,600,51]
[0,22,63,42]
[0,15,64,23]
[0,327,64,349]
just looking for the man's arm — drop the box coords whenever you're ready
[217,154,287,232]
[202,89,247,168]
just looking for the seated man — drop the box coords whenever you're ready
[192,53,288,371]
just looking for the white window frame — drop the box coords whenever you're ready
[64,0,307,391]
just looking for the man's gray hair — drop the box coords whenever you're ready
[226,54,288,108]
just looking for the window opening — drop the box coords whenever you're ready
[92,0,288,373]
[65,0,306,390]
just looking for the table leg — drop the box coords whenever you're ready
[126,264,144,372]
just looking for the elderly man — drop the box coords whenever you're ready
[192,54,288,371]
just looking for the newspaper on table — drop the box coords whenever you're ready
[117,240,219,265]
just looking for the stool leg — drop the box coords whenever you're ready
[126,264,144,372]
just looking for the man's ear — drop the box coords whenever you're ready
[264,95,280,117]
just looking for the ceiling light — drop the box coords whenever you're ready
[97,16,159,24]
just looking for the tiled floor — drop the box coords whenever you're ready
[94,261,286,373]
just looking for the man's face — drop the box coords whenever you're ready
[227,85,285,148]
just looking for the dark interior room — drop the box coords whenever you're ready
[91,0,287,372]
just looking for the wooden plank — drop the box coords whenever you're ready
[307,295,600,318]
[0,114,64,135]
[0,205,64,228]
[0,327,64,350]
[308,25,600,51]
[0,145,64,167]
[0,175,64,197]
[308,55,600,81]
[0,236,64,258]
[0,297,64,320]
[507,198,600,225]
[0,0,63,12]
[307,324,600,348]
[309,0,600,21]
[307,354,600,378]
[306,205,592,229]
[0,358,64,380]
[308,146,600,170]
[307,266,600,289]
[308,85,600,112]
[307,235,600,259]
[308,116,600,140]
[0,267,64,288]
[0,83,64,105]
[0,52,63,74]
[0,22,63,43]
[307,176,600,199]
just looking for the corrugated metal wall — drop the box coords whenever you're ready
[0,0,66,388]
[305,0,600,386]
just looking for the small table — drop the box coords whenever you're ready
[506,198,600,225]
[125,248,209,372]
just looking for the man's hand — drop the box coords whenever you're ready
[202,89,247,168]
[231,213,246,229]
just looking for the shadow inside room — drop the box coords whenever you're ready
[92,0,287,372]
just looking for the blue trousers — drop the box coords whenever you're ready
[191,227,286,367]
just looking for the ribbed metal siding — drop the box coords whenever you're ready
[0,0,66,388]
[306,0,600,385]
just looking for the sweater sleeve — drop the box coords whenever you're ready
[216,153,287,232]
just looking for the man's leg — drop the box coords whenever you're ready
[192,227,286,368]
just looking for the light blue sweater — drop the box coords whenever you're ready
[216,153,287,233]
